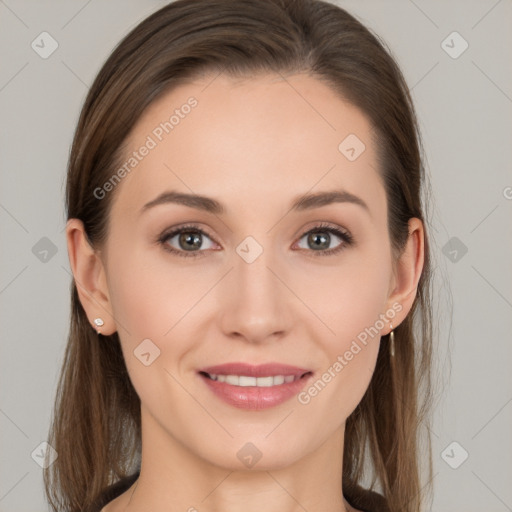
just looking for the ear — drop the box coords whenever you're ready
[383,217,425,334]
[65,218,117,336]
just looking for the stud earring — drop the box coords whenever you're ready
[93,318,104,333]
[389,323,395,357]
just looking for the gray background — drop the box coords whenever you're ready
[1,0,511,511]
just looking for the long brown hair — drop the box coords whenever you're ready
[45,0,435,510]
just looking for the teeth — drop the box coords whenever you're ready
[225,374,239,385]
[207,373,299,387]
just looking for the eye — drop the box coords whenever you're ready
[157,222,354,259]
[158,224,217,258]
[294,222,354,256]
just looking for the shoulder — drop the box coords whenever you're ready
[345,485,390,512]
[84,472,140,512]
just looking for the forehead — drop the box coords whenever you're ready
[111,72,384,221]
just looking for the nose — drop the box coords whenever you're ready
[219,248,294,345]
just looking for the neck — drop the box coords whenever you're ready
[124,407,351,512]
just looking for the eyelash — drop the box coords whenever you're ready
[157,222,354,259]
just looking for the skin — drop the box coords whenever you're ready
[66,72,424,512]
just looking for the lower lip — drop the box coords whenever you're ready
[199,373,313,410]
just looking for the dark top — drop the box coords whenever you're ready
[86,471,390,512]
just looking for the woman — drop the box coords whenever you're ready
[44,0,435,511]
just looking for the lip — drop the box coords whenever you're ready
[198,362,313,410]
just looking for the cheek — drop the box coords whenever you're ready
[106,244,214,340]
[298,245,390,410]
[105,246,217,394]
[299,289,385,424]
[305,245,391,343]
[105,249,192,409]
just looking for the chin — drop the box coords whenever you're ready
[192,432,317,472]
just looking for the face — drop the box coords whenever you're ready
[90,73,403,470]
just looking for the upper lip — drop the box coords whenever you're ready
[198,362,312,378]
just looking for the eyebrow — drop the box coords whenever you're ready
[140,189,370,215]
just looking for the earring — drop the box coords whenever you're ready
[389,323,395,357]
[93,318,104,333]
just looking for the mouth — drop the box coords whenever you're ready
[197,363,314,410]
[198,371,311,387]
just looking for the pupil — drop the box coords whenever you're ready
[309,232,329,250]
[180,232,201,250]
